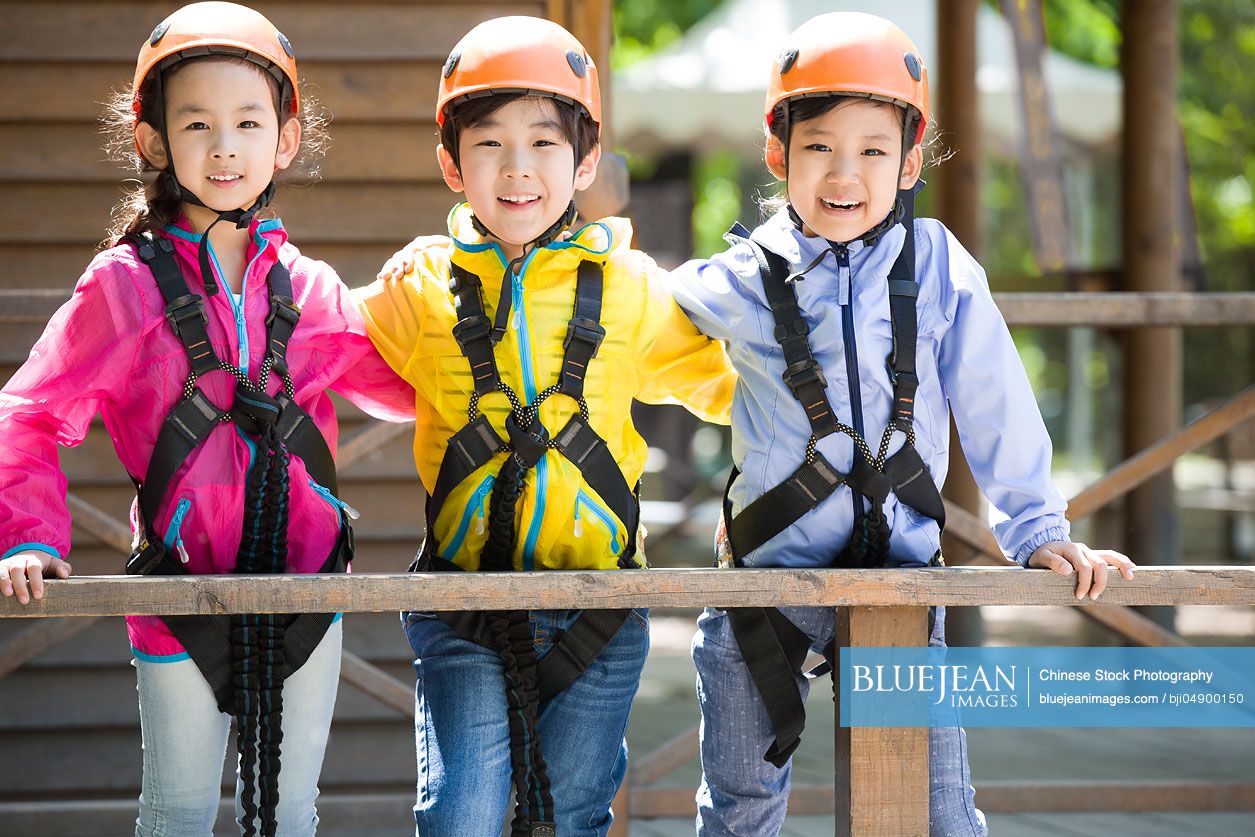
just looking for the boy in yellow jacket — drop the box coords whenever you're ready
[354,17,733,837]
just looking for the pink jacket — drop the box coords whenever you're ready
[0,218,415,655]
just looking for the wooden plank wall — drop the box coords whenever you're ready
[0,0,612,827]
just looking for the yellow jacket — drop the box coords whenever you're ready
[355,204,734,571]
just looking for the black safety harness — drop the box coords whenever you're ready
[124,231,350,836]
[412,249,642,836]
[721,185,947,768]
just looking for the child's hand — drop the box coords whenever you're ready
[0,550,73,605]
[376,236,443,282]
[1028,541,1134,601]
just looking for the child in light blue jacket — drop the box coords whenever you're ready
[666,12,1134,836]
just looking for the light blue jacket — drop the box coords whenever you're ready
[667,208,1069,569]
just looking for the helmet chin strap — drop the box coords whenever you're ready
[469,199,578,251]
[171,177,277,296]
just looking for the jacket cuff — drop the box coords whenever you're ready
[2,542,62,562]
[1013,525,1071,568]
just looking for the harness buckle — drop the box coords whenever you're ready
[266,296,301,327]
[163,294,206,337]
[563,317,606,357]
[452,314,493,352]
[781,359,827,395]
[889,368,919,422]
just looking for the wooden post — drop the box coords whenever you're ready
[1121,0,1181,629]
[935,0,985,644]
[834,606,929,836]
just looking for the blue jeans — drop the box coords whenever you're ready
[693,606,987,837]
[133,618,342,836]
[403,608,650,836]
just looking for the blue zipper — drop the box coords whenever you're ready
[441,475,496,560]
[162,498,192,564]
[836,244,867,528]
[308,479,361,520]
[574,490,622,556]
[508,248,548,571]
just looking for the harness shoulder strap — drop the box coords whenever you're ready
[747,239,840,440]
[449,263,503,397]
[132,232,221,376]
[558,260,606,398]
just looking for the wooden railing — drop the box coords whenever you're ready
[2,567,1252,836]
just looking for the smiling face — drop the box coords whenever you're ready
[766,98,921,243]
[136,58,299,231]
[437,96,600,260]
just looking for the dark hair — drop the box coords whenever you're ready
[439,91,599,170]
[99,54,328,247]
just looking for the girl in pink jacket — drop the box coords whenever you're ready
[0,4,412,835]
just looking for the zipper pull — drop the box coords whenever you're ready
[475,503,486,536]
[340,500,361,521]
[175,538,190,564]
[573,502,583,538]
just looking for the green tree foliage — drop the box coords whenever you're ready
[1036,0,1254,409]
[613,0,720,69]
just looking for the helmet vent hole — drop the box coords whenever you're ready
[904,52,922,81]
[277,32,294,58]
[149,21,169,46]
[779,48,799,75]
[443,51,460,78]
[566,50,587,78]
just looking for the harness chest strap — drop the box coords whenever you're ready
[427,259,638,566]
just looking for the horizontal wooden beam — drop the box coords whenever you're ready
[1,567,1250,619]
[10,291,1253,326]
[992,292,1255,326]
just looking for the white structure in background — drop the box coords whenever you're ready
[612,0,1121,157]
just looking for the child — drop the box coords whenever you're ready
[665,13,1135,836]
[354,16,734,836]
[0,3,413,834]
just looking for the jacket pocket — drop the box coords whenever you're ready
[440,474,497,562]
[308,479,361,521]
[573,489,624,558]
[162,497,193,565]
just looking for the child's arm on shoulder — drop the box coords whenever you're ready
[351,244,441,388]
[932,234,1133,599]
[297,258,415,423]
[0,253,147,601]
[632,251,737,424]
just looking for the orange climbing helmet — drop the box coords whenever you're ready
[132,1,300,115]
[766,12,930,146]
[436,16,601,132]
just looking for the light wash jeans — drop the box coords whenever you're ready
[403,608,650,837]
[133,618,342,837]
[693,606,988,837]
